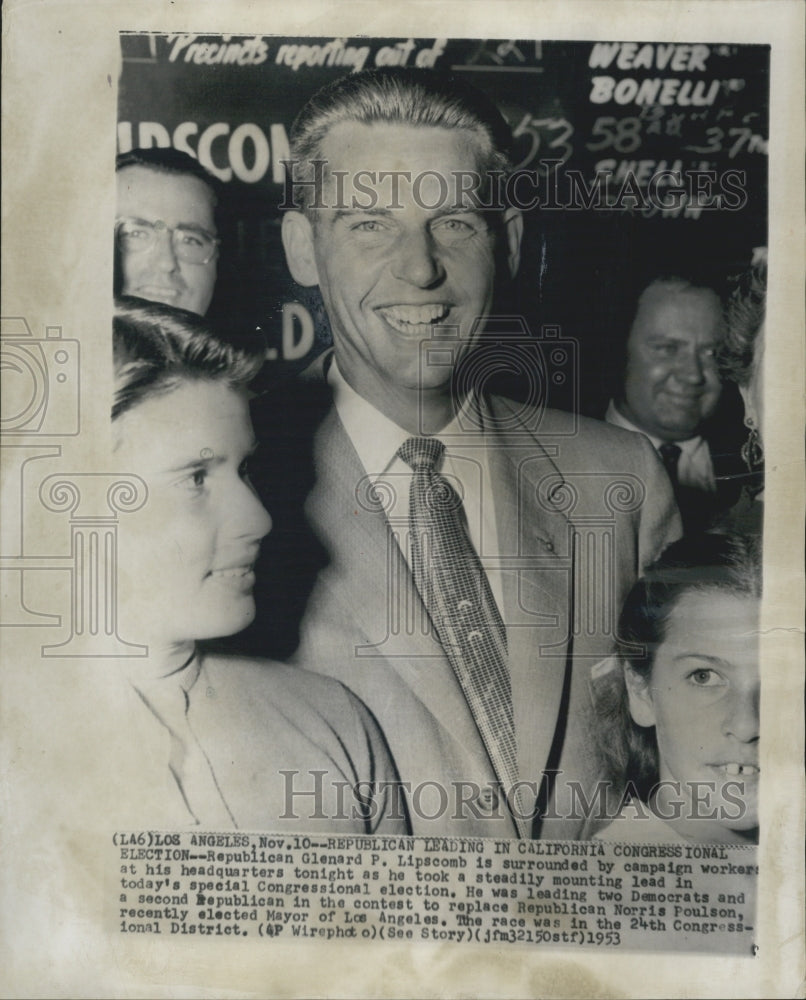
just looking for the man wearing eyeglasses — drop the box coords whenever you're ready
[115,148,220,316]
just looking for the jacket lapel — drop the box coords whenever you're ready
[487,397,576,819]
[306,408,492,758]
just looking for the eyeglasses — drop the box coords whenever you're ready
[115,217,220,265]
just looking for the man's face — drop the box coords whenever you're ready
[284,122,519,405]
[116,165,218,315]
[619,281,723,441]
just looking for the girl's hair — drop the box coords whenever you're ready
[596,532,762,801]
[718,255,767,388]
[112,297,266,421]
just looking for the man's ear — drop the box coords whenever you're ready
[502,206,523,279]
[281,211,319,287]
[624,666,656,728]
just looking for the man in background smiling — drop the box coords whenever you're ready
[606,271,727,532]
[279,69,681,839]
[115,147,220,316]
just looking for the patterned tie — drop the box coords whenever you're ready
[659,442,682,490]
[398,437,522,829]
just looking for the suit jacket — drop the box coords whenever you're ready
[292,385,681,839]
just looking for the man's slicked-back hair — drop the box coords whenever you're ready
[113,297,265,421]
[116,147,220,207]
[287,68,514,212]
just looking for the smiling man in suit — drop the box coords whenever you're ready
[280,69,681,838]
[604,270,737,533]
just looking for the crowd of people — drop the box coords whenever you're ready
[111,68,765,844]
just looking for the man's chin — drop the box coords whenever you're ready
[655,418,702,440]
[655,406,707,438]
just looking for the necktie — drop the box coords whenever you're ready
[398,437,523,829]
[659,442,682,490]
[658,442,710,533]
[132,662,237,829]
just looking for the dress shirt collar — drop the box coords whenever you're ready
[328,356,486,476]
[606,399,705,459]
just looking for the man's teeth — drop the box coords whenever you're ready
[211,567,250,579]
[724,763,759,776]
[380,304,450,327]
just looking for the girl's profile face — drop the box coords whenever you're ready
[627,588,760,842]
[115,379,272,649]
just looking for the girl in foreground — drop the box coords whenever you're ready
[593,533,760,844]
[111,298,405,832]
